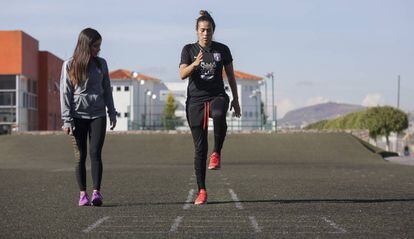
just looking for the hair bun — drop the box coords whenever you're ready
[199,10,211,18]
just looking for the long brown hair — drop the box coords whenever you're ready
[69,28,102,86]
[196,10,215,32]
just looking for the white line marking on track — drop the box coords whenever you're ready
[83,216,110,233]
[321,217,347,233]
[169,216,184,232]
[228,189,244,209]
[95,231,256,234]
[183,189,195,210]
[249,216,262,233]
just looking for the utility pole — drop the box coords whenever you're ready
[266,72,276,131]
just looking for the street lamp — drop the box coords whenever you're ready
[143,89,152,129]
[149,93,157,130]
[131,71,145,129]
[266,72,276,131]
[249,89,262,130]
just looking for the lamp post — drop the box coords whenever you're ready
[131,71,145,129]
[266,72,275,131]
[249,89,262,130]
[143,89,152,130]
[130,71,138,130]
[150,93,157,130]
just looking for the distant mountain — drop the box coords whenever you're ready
[279,102,365,128]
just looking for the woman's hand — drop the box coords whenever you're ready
[63,127,74,135]
[230,99,241,118]
[192,51,203,68]
[110,119,117,130]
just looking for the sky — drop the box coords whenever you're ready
[1,0,413,118]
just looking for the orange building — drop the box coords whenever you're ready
[0,30,63,132]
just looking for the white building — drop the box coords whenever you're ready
[164,70,264,131]
[109,69,166,131]
[225,71,264,131]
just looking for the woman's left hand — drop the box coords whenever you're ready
[230,99,241,118]
[110,119,117,130]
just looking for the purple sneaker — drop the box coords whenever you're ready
[79,192,90,206]
[91,191,103,206]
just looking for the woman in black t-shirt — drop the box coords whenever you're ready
[179,10,241,205]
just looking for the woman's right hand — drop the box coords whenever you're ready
[192,51,203,67]
[63,127,74,135]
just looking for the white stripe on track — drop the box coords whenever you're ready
[228,189,244,209]
[83,216,110,233]
[249,216,262,233]
[321,217,347,233]
[183,189,195,210]
[169,216,184,232]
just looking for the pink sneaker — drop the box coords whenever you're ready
[91,191,103,206]
[79,192,90,206]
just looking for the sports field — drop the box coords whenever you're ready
[1,132,413,238]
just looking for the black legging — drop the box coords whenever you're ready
[187,95,229,190]
[71,117,107,191]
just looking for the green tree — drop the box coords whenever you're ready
[363,106,408,150]
[260,101,267,126]
[162,93,178,130]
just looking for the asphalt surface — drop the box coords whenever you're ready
[0,132,413,238]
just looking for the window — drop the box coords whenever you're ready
[249,112,253,118]
[28,80,33,93]
[116,112,121,117]
[30,95,37,109]
[0,92,16,106]
[23,93,28,108]
[116,86,121,91]
[124,112,129,117]
[32,81,38,94]
[0,108,16,122]
[0,75,16,89]
[124,86,129,91]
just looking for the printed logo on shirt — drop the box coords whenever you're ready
[213,53,221,62]
[200,62,216,81]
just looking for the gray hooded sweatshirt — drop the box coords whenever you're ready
[60,57,117,128]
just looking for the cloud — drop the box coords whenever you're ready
[362,93,384,106]
[305,96,330,106]
[277,98,296,118]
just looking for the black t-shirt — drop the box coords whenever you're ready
[180,41,233,102]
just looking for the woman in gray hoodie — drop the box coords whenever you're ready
[60,28,117,206]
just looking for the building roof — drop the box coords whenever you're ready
[109,69,160,83]
[223,70,263,81]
